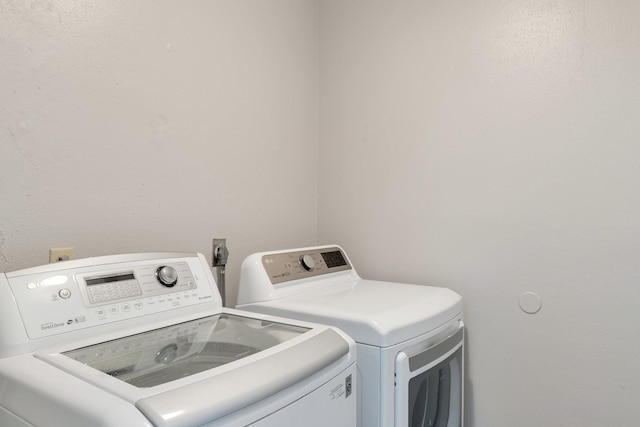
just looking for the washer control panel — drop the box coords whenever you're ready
[261,246,352,284]
[6,254,216,340]
[77,262,195,307]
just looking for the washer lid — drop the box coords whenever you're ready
[135,326,349,427]
[238,279,463,347]
[35,312,352,427]
[60,313,311,388]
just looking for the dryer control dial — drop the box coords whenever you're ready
[156,266,178,287]
[299,254,316,271]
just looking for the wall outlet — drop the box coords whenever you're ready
[49,247,74,263]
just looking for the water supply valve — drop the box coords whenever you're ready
[212,238,229,306]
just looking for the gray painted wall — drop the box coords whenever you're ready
[0,0,319,305]
[318,1,640,425]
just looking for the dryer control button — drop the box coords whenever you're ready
[300,254,316,271]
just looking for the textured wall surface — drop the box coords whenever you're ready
[0,0,319,305]
[319,1,640,425]
[3,1,640,425]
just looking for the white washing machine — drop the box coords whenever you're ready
[0,252,356,427]
[237,245,464,427]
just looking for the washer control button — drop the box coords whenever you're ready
[156,266,178,287]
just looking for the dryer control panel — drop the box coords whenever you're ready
[3,253,217,341]
[261,246,352,284]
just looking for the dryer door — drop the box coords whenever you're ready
[395,322,464,427]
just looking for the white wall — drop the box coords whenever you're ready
[319,1,640,426]
[0,0,319,305]
[3,1,640,425]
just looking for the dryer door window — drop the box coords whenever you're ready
[395,323,464,427]
[408,347,460,427]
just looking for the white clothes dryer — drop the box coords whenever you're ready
[237,245,464,427]
[0,252,356,427]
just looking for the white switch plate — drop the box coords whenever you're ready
[49,247,74,263]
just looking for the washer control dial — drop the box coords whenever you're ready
[299,254,316,271]
[156,266,178,287]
